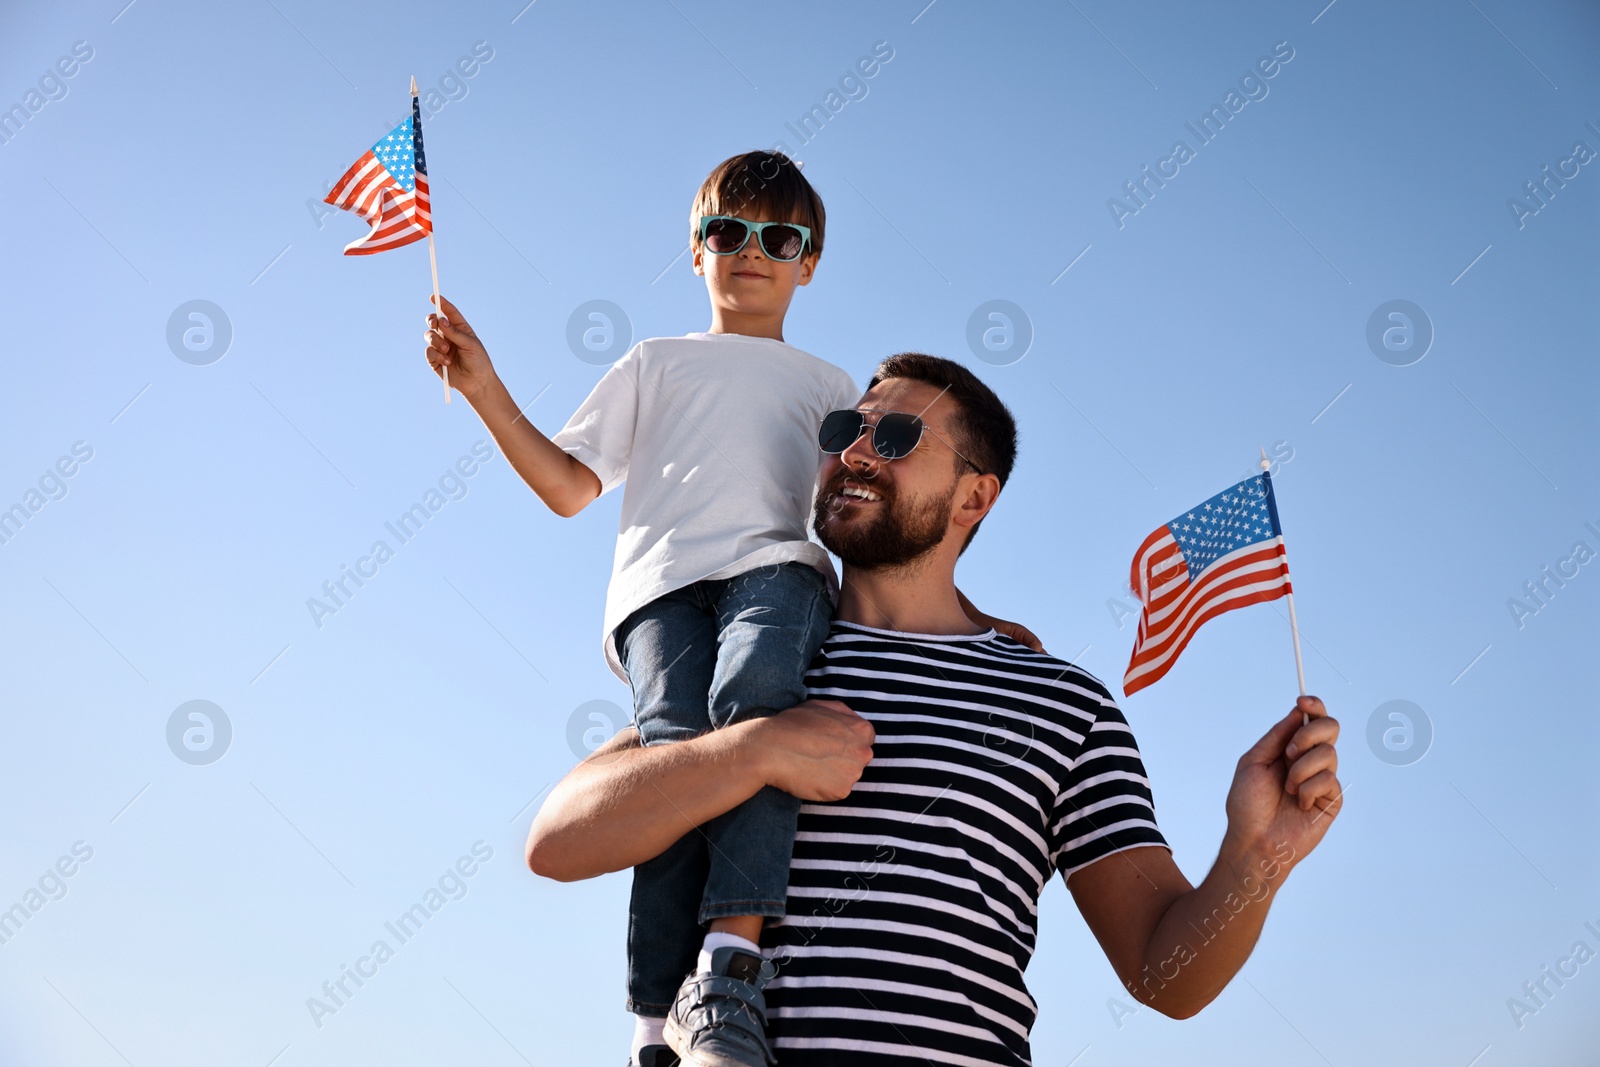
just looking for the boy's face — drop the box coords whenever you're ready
[692,212,819,319]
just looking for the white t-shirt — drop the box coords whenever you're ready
[551,333,860,680]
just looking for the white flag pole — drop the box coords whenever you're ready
[1261,449,1308,721]
[412,76,449,405]
[429,232,447,405]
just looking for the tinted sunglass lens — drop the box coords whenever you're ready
[873,413,923,459]
[704,218,748,254]
[819,411,865,453]
[759,225,805,261]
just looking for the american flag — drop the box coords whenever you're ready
[1123,471,1293,695]
[324,94,431,255]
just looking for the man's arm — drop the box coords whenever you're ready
[526,700,875,882]
[425,295,601,517]
[1066,695,1343,1019]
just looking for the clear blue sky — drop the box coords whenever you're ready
[1,1,1596,1064]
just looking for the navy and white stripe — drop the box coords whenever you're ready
[762,621,1168,1066]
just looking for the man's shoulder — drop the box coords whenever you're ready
[992,634,1112,684]
[815,624,1120,712]
[977,633,1121,710]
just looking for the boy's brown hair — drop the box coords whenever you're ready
[690,151,825,256]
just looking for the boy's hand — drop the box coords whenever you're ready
[956,589,1046,653]
[985,615,1045,654]
[424,295,497,400]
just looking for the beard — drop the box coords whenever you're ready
[813,466,957,571]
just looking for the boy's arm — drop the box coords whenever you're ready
[426,295,601,517]
[956,587,1046,653]
[526,699,875,882]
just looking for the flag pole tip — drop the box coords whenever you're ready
[1258,447,1270,472]
[410,75,419,96]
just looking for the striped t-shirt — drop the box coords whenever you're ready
[761,621,1169,1066]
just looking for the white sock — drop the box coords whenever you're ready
[697,930,762,974]
[631,1014,665,1064]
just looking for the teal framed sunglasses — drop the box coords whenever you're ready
[697,215,813,262]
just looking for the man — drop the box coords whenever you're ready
[528,353,1343,1066]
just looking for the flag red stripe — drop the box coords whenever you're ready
[1127,528,1169,602]
[1123,579,1291,694]
[1123,535,1291,693]
[327,153,381,209]
[1143,541,1287,625]
[1128,554,1290,673]
[1133,543,1289,655]
[337,184,432,255]
[325,127,432,256]
[342,229,428,255]
[350,219,426,246]
[353,171,392,217]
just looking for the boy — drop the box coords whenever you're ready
[424,152,1028,1067]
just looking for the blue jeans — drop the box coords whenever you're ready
[614,561,833,1016]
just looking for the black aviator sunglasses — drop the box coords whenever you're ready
[818,409,982,473]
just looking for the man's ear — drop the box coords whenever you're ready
[953,473,1002,533]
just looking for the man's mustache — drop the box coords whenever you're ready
[820,464,891,507]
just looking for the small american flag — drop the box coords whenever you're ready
[1123,471,1293,695]
[325,94,431,255]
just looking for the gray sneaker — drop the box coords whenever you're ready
[662,947,777,1067]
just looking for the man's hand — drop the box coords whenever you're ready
[1069,695,1341,1019]
[425,295,498,400]
[526,699,873,881]
[1222,694,1343,869]
[749,699,875,802]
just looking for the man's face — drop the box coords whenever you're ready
[692,212,818,318]
[812,379,973,570]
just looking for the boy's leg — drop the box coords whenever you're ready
[661,564,831,1066]
[615,588,720,1018]
[698,562,834,927]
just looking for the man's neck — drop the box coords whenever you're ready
[834,557,987,637]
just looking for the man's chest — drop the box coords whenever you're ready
[793,695,1081,901]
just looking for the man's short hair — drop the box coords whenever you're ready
[690,151,825,256]
[868,353,1018,551]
